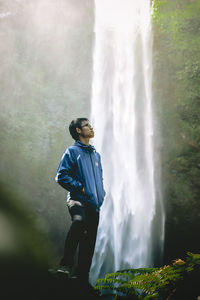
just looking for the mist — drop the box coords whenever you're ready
[0,0,94,264]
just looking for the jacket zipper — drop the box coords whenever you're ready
[89,152,100,206]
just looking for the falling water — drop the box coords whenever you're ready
[90,0,165,285]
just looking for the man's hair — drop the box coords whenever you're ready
[69,118,88,140]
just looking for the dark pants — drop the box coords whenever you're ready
[60,201,99,280]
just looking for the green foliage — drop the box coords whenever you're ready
[95,253,200,299]
[152,0,200,262]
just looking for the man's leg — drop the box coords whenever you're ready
[77,207,99,281]
[60,202,86,269]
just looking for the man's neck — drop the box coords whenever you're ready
[78,137,90,146]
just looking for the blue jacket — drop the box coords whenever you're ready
[55,140,105,211]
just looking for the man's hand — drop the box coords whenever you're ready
[82,186,86,194]
[67,200,83,208]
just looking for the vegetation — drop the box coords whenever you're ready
[95,252,200,299]
[152,0,200,263]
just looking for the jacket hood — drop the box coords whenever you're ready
[74,140,96,152]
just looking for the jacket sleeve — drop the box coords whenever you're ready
[55,149,83,192]
[98,153,106,197]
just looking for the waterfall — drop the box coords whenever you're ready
[90,0,165,285]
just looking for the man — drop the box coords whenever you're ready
[55,118,105,283]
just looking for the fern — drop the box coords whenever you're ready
[95,252,200,299]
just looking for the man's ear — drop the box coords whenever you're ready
[76,127,81,134]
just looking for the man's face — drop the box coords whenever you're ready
[77,120,94,138]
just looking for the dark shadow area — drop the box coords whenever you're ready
[1,275,101,300]
[0,184,101,299]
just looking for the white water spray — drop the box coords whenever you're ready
[90,0,165,285]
